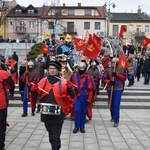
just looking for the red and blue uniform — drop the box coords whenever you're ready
[21,70,40,115]
[70,71,95,129]
[103,66,127,123]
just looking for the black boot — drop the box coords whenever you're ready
[31,108,35,116]
[127,79,132,87]
[73,128,79,133]
[113,122,119,127]
[21,113,28,117]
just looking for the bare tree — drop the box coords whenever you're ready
[44,0,67,38]
[0,0,17,26]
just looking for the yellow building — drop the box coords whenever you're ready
[0,0,17,39]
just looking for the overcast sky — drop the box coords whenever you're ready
[16,0,150,14]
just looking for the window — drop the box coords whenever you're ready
[9,20,13,25]
[15,9,22,13]
[145,25,150,33]
[48,22,54,29]
[136,25,141,32]
[113,25,118,36]
[95,22,101,30]
[28,21,35,28]
[68,9,74,15]
[67,22,74,32]
[18,21,25,32]
[84,22,90,29]
[28,9,35,14]
[85,9,91,15]
[55,9,62,15]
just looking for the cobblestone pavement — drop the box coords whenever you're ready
[5,107,150,150]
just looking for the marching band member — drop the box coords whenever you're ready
[0,61,14,150]
[31,60,75,150]
[70,61,96,133]
[20,61,40,117]
[87,61,101,120]
[5,56,18,98]
[103,57,127,127]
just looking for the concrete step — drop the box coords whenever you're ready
[10,89,150,101]
[9,83,150,109]
[8,100,150,109]
[93,101,150,109]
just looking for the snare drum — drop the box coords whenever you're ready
[40,103,61,115]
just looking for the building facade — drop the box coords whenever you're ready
[109,7,150,44]
[6,4,43,42]
[41,3,107,39]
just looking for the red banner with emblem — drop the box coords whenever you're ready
[142,36,150,48]
[40,44,49,54]
[83,37,100,59]
[72,37,86,51]
[119,53,128,68]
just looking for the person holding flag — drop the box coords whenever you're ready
[103,57,127,127]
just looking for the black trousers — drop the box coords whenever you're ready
[45,123,63,150]
[0,108,7,150]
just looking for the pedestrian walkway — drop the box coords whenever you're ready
[6,107,150,150]
[5,77,150,150]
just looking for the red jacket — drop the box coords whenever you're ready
[0,69,14,109]
[32,77,74,116]
[5,59,18,84]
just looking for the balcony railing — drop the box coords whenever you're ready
[63,27,77,35]
[16,26,26,33]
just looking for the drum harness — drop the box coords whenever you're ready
[38,77,62,115]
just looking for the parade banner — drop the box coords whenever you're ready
[142,36,150,48]
[84,37,100,59]
[119,53,128,68]
[72,37,86,51]
[40,44,50,54]
[119,25,127,39]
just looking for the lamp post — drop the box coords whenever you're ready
[104,2,116,37]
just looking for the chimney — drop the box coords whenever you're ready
[78,3,81,7]
[63,3,65,7]
[137,6,141,14]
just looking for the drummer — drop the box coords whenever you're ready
[31,60,75,150]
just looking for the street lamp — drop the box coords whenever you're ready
[104,2,116,37]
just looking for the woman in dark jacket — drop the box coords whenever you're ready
[143,55,150,84]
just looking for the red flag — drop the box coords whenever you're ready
[93,33,102,49]
[93,33,101,44]
[40,44,49,54]
[142,36,150,48]
[119,53,128,68]
[119,25,126,39]
[83,37,100,59]
[72,37,86,51]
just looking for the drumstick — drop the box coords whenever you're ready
[31,82,49,94]
[54,76,77,87]
[103,83,107,91]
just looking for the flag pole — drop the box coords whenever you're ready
[25,39,29,99]
[108,51,118,110]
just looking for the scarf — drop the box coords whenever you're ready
[47,73,60,84]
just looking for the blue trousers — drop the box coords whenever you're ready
[74,95,88,129]
[23,85,35,114]
[108,90,122,122]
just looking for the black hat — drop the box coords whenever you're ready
[48,60,62,71]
